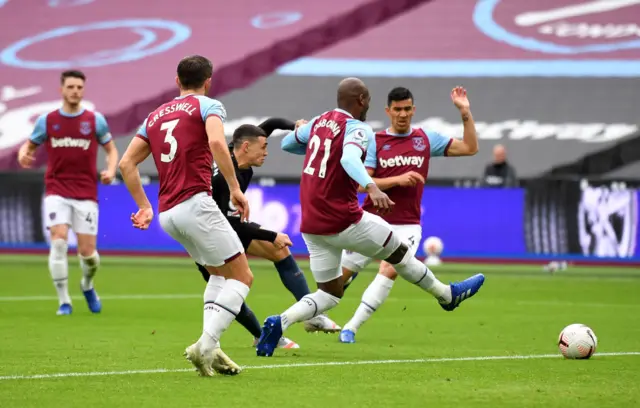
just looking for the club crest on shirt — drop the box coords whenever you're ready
[382,144,391,151]
[49,212,56,221]
[79,121,92,136]
[53,124,60,131]
[412,136,426,152]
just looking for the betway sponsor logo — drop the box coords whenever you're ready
[50,137,91,150]
[224,117,638,143]
[379,156,424,169]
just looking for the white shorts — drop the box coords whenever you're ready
[44,195,98,235]
[342,223,422,273]
[159,192,244,267]
[302,211,407,283]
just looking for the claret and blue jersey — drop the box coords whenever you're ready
[28,108,112,202]
[135,94,227,213]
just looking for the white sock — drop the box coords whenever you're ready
[199,279,249,353]
[79,251,100,291]
[49,239,71,305]
[344,274,395,333]
[280,290,340,331]
[394,256,452,304]
[203,275,225,331]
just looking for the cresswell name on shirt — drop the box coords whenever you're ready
[378,155,424,168]
[148,102,197,127]
[50,137,91,150]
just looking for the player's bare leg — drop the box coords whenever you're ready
[340,263,397,343]
[49,224,72,315]
[186,254,253,376]
[247,240,340,334]
[77,233,101,313]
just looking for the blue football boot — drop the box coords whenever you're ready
[440,273,485,312]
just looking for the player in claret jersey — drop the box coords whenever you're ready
[255,78,485,357]
[338,86,480,343]
[118,55,252,377]
[195,119,340,351]
[17,70,119,316]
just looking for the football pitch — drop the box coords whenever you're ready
[1,255,639,408]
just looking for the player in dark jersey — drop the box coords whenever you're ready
[195,120,340,349]
[338,86,480,343]
[255,78,485,357]
[119,55,251,377]
[17,70,119,316]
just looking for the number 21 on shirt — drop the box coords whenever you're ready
[303,135,332,178]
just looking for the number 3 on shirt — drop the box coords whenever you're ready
[303,135,332,178]
[160,119,179,163]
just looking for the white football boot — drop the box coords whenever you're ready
[303,314,341,333]
[184,342,215,377]
[211,348,242,375]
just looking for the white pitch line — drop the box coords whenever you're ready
[1,352,639,381]
[0,294,201,302]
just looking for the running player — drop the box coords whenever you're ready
[196,119,340,350]
[339,86,479,343]
[255,78,485,357]
[118,55,251,377]
[17,70,119,316]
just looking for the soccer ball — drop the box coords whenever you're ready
[558,324,598,359]
[424,236,443,256]
[423,236,443,266]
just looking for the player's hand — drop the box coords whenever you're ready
[17,146,35,168]
[365,184,395,216]
[451,86,470,112]
[131,207,153,230]
[100,170,116,184]
[230,189,250,222]
[396,171,425,187]
[274,233,293,249]
[295,119,308,129]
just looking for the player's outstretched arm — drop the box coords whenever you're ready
[281,119,313,155]
[446,86,479,157]
[206,115,250,222]
[258,117,295,136]
[119,137,153,225]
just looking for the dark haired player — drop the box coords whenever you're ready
[338,86,480,343]
[196,120,340,350]
[255,78,485,357]
[119,55,251,377]
[17,70,119,316]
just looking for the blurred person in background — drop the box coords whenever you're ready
[17,70,119,316]
[481,144,518,187]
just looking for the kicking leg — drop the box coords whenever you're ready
[383,241,484,311]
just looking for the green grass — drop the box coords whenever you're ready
[1,255,639,407]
